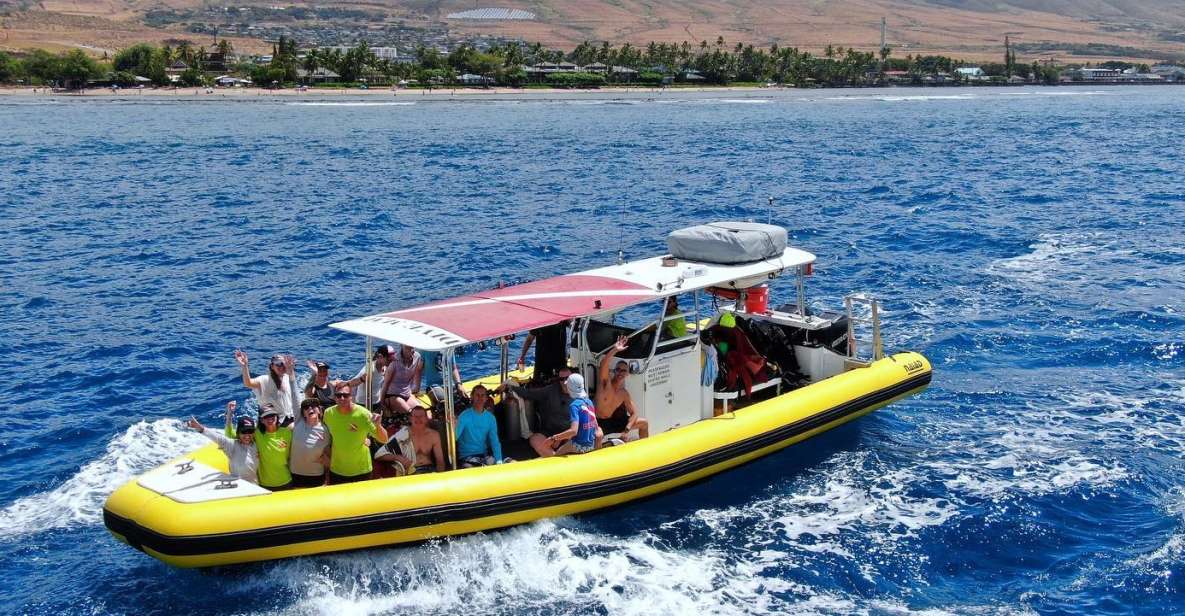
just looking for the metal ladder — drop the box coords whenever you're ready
[844,293,883,367]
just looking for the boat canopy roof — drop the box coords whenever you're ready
[329,247,815,351]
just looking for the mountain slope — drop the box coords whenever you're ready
[3,0,1184,61]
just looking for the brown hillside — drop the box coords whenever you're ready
[2,0,1183,62]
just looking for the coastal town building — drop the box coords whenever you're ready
[213,75,252,86]
[326,46,401,61]
[457,73,495,85]
[955,67,987,81]
[1071,67,1121,81]
[1151,64,1185,81]
[297,68,341,83]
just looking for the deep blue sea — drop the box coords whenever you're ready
[1,86,1183,615]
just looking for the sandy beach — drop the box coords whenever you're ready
[0,84,784,102]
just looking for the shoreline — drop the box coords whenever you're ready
[0,84,765,98]
[0,82,1174,103]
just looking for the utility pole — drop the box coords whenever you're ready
[879,17,888,76]
[1004,35,1013,78]
[880,17,886,57]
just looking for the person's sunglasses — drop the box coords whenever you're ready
[334,392,351,398]
[262,415,277,421]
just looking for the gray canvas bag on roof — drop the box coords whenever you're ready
[666,222,788,264]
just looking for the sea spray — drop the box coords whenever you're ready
[0,419,205,538]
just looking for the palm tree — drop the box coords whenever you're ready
[302,48,320,73]
[177,41,192,65]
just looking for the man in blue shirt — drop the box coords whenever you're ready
[453,384,503,466]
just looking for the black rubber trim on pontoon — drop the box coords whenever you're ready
[104,370,931,557]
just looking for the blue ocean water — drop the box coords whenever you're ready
[0,87,1182,615]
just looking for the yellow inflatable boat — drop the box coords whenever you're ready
[105,222,932,568]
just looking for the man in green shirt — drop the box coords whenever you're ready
[323,383,388,483]
[663,296,688,339]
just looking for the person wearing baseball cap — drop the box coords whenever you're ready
[254,403,294,490]
[303,360,335,410]
[344,345,396,410]
[234,349,299,425]
[187,400,260,485]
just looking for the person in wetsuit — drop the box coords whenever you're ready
[516,320,570,383]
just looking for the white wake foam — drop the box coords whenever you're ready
[286,102,416,107]
[231,446,989,615]
[244,517,888,616]
[0,419,205,538]
[987,232,1115,285]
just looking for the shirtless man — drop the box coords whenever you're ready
[375,404,445,473]
[595,335,650,441]
[409,405,445,473]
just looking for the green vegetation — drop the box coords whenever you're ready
[0,38,240,88]
[0,34,1172,90]
[0,48,104,88]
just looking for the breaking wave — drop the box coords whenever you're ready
[0,420,205,539]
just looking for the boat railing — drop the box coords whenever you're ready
[844,293,883,367]
[656,310,699,351]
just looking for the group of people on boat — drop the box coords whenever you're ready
[185,325,651,490]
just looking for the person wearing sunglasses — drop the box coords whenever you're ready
[290,398,332,488]
[255,403,294,490]
[187,400,260,485]
[595,335,649,442]
[323,384,388,483]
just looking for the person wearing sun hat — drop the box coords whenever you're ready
[187,400,260,485]
[254,403,294,490]
[544,373,600,455]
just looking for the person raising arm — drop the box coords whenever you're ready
[235,349,298,425]
[594,335,649,441]
[322,383,389,484]
[186,401,260,485]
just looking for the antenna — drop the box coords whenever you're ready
[767,196,773,224]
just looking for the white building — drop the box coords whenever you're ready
[955,67,986,81]
[1151,64,1185,81]
[326,46,400,61]
[1077,68,1121,80]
